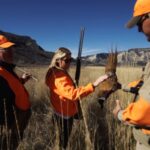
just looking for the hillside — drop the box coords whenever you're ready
[0,30,53,66]
[118,48,150,66]
[1,30,150,66]
[82,48,150,66]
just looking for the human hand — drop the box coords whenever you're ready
[21,73,32,83]
[113,100,122,118]
[93,74,109,88]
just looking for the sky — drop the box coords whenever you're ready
[1,0,150,57]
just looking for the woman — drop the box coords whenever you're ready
[45,47,109,149]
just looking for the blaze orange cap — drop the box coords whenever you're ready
[126,0,150,28]
[0,35,15,49]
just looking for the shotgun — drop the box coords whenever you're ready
[15,66,38,81]
[74,27,85,119]
[75,27,85,85]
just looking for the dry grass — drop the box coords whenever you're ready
[13,65,143,150]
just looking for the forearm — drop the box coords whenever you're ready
[57,83,94,101]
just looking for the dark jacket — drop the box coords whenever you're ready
[0,61,19,125]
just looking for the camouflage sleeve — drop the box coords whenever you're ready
[139,77,150,102]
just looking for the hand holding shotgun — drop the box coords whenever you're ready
[15,66,38,83]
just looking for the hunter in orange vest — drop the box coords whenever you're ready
[45,47,110,149]
[113,0,150,149]
[0,35,32,150]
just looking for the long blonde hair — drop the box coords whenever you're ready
[45,47,71,84]
[50,47,71,68]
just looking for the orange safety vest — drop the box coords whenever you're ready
[46,67,94,117]
[0,67,30,110]
[122,96,150,134]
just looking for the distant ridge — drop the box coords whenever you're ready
[0,30,53,66]
[0,30,150,66]
[82,48,150,66]
[118,48,150,66]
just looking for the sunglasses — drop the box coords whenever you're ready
[63,58,72,63]
[137,13,150,32]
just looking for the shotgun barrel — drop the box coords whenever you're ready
[75,27,85,85]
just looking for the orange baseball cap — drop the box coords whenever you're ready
[0,35,15,48]
[126,0,150,28]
